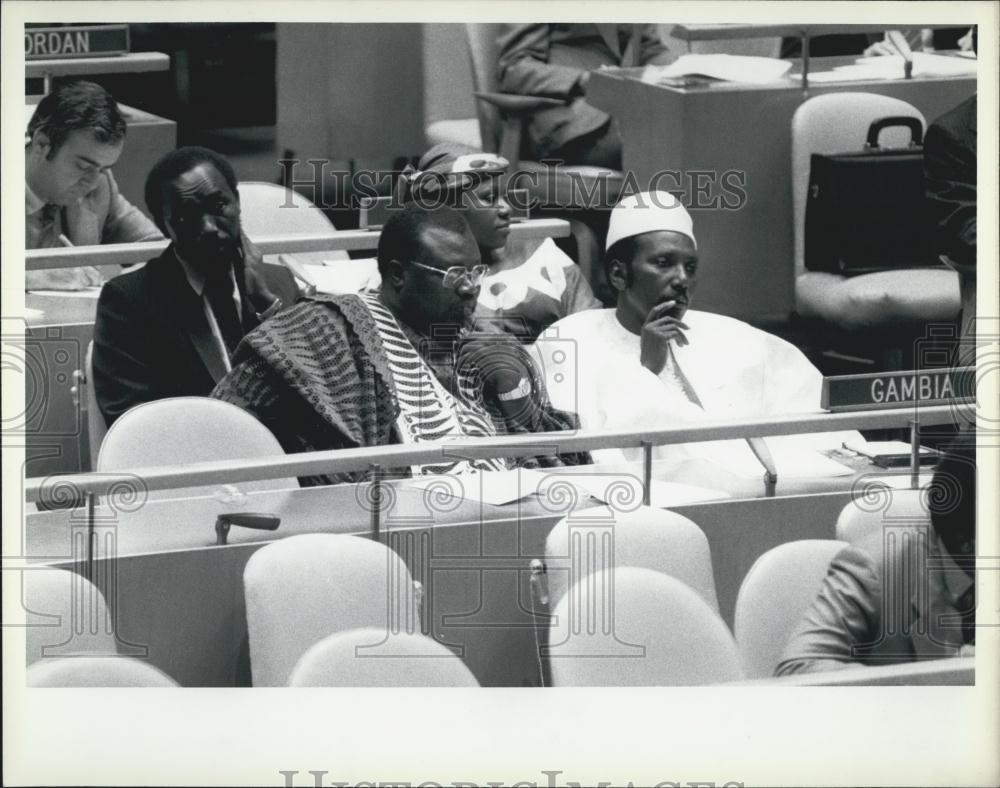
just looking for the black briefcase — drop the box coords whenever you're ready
[804,116,939,276]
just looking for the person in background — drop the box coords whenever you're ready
[92,146,298,426]
[25,80,163,291]
[775,443,976,675]
[405,143,602,340]
[497,24,673,169]
[213,203,588,486]
[924,24,977,344]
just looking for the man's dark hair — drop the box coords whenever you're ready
[27,80,126,156]
[928,442,976,560]
[144,146,239,228]
[604,236,639,286]
[376,202,471,279]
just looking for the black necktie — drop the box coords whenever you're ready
[204,274,243,357]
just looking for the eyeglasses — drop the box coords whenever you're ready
[410,260,488,290]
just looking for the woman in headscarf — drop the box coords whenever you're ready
[404,142,601,340]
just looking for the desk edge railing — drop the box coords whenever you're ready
[23,403,973,503]
[23,220,572,271]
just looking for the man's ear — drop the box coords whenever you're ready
[606,258,628,293]
[29,130,52,158]
[386,259,406,290]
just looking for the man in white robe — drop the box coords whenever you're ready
[531,191,859,477]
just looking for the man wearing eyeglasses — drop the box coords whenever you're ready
[213,202,587,485]
[25,80,163,290]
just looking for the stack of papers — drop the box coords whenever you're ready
[810,52,977,83]
[643,54,793,85]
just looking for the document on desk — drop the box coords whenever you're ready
[719,445,855,478]
[408,468,551,506]
[809,52,977,83]
[565,474,731,508]
[642,54,793,85]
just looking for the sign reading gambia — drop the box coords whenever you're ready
[25,25,129,60]
[821,367,975,412]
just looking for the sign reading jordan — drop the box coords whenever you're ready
[25,25,130,60]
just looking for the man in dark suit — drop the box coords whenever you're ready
[497,24,672,169]
[925,93,977,341]
[93,146,299,426]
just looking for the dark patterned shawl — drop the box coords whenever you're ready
[213,293,587,486]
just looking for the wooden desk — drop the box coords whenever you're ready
[586,59,976,322]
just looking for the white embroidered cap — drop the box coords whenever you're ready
[605,191,696,251]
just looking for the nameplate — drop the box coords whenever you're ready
[25,25,129,60]
[821,367,975,412]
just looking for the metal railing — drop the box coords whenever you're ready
[23,219,571,271]
[24,403,972,504]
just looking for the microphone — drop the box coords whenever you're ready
[886,30,914,79]
[746,437,778,497]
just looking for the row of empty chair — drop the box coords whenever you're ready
[24,488,933,686]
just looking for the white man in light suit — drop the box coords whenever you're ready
[25,80,163,291]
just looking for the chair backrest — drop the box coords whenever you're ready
[96,396,295,500]
[236,181,348,262]
[77,341,106,470]
[733,539,848,678]
[791,93,926,279]
[544,505,719,613]
[835,488,929,544]
[243,534,419,686]
[548,567,743,686]
[463,23,504,153]
[288,627,480,687]
[24,568,117,665]
[27,656,179,687]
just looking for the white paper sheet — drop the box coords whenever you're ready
[809,52,977,83]
[562,473,730,508]
[643,54,793,85]
[719,445,855,479]
[407,468,550,507]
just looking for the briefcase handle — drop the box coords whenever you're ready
[865,116,923,150]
